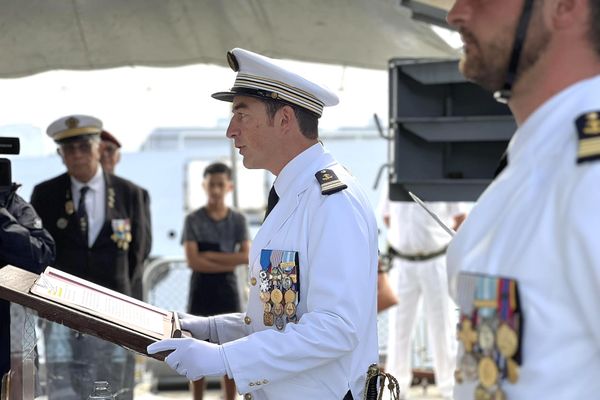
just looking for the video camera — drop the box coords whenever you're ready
[0,137,20,193]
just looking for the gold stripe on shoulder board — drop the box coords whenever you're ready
[576,111,600,163]
[315,169,348,195]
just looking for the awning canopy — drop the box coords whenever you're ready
[0,0,457,78]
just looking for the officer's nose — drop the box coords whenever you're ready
[447,0,471,29]
[226,119,239,139]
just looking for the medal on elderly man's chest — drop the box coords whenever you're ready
[64,188,75,215]
[110,218,132,250]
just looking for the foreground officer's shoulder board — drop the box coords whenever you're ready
[575,111,600,163]
[315,169,347,195]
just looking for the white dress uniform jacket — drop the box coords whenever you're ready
[213,143,379,400]
[447,76,600,399]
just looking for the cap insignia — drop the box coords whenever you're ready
[315,169,347,195]
[65,117,79,129]
[575,111,600,164]
[227,51,239,72]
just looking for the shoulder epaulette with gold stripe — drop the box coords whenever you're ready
[575,111,600,163]
[315,169,347,195]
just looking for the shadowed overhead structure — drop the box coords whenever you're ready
[0,0,457,78]
[401,0,454,28]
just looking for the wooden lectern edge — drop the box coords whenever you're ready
[0,265,173,361]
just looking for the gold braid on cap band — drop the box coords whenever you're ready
[233,73,324,117]
[53,127,101,142]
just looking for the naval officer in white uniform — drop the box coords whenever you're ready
[446,1,600,399]
[148,48,379,400]
[379,186,467,399]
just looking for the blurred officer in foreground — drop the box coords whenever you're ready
[446,1,600,399]
[148,48,379,400]
[31,115,148,400]
[0,179,55,393]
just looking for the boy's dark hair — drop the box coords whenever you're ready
[203,162,232,179]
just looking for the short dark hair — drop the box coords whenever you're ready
[203,162,232,179]
[588,0,600,56]
[262,98,319,140]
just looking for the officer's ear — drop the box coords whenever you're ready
[279,105,296,134]
[551,0,582,30]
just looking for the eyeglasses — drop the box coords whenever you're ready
[59,141,93,156]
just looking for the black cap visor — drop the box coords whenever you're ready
[56,132,99,145]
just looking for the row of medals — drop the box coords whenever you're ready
[258,269,297,330]
[457,318,520,400]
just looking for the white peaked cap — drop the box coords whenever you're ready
[47,115,102,143]
[212,48,339,118]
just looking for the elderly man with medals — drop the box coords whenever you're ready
[31,115,149,400]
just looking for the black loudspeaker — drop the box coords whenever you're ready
[388,58,516,201]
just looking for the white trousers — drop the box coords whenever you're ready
[385,255,458,398]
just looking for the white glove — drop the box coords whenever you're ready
[147,338,226,381]
[178,312,211,340]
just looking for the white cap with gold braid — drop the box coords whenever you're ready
[212,48,339,118]
[47,115,102,143]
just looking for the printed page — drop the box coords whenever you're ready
[30,267,169,339]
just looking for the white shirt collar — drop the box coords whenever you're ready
[508,75,600,169]
[71,165,104,193]
[274,143,326,197]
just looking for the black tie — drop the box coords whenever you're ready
[264,185,279,221]
[77,186,90,240]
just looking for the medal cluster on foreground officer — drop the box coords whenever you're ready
[446,1,600,399]
[30,115,150,400]
[147,48,380,400]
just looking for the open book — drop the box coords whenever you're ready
[0,265,185,360]
[30,267,183,341]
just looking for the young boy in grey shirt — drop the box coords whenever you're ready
[181,162,250,400]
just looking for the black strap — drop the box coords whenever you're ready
[388,245,447,262]
[494,0,535,102]
[264,185,279,221]
[77,186,89,239]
